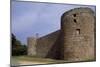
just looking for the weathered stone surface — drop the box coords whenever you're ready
[27,7,96,61]
[37,30,61,59]
[27,37,37,56]
[61,8,95,61]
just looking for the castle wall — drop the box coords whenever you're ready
[61,8,96,61]
[27,7,96,61]
[27,37,37,56]
[36,30,61,59]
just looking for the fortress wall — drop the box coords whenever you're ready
[27,37,37,56]
[27,7,96,61]
[61,8,96,61]
[36,30,60,58]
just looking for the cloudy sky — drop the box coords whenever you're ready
[11,1,95,45]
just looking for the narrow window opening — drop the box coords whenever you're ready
[76,29,80,35]
[73,14,76,17]
[74,19,77,23]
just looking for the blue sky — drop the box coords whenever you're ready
[11,1,95,45]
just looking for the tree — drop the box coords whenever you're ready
[11,33,27,56]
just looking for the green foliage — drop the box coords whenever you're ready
[11,33,27,56]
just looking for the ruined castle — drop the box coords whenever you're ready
[27,7,96,62]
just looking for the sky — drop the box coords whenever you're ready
[11,1,95,45]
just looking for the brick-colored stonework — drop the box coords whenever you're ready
[27,7,96,61]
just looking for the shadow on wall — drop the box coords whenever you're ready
[27,7,96,61]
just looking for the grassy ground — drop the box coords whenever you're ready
[11,56,68,66]
[11,56,95,66]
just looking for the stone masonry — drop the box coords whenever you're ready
[27,7,96,61]
[61,8,95,61]
[27,37,37,56]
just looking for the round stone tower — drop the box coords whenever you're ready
[61,7,95,61]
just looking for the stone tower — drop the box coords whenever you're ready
[61,8,95,61]
[27,37,37,56]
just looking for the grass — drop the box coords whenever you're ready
[11,55,95,66]
[11,55,68,66]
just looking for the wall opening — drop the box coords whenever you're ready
[73,14,76,17]
[74,19,77,23]
[76,29,80,35]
